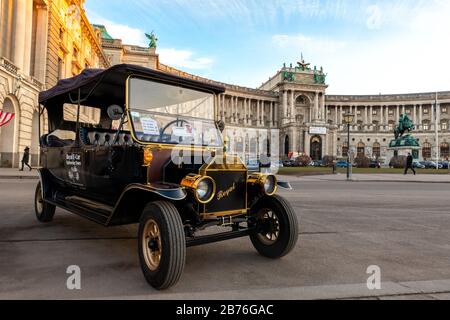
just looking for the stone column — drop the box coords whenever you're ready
[290,91,295,119]
[261,101,265,126]
[364,106,368,126]
[270,102,274,127]
[257,100,261,127]
[369,106,373,125]
[402,104,406,115]
[321,94,326,121]
[354,106,358,124]
[431,104,435,131]
[339,105,343,127]
[33,4,49,82]
[419,104,423,129]
[23,0,33,75]
[283,91,288,119]
[334,106,338,125]
[304,131,310,156]
[413,104,417,125]
[396,105,400,123]
[12,0,27,71]
[274,102,278,126]
[314,92,319,121]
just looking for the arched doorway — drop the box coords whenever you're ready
[357,142,365,157]
[0,97,18,167]
[310,136,322,161]
[284,135,290,157]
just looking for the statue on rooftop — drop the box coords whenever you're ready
[297,53,311,71]
[145,31,158,48]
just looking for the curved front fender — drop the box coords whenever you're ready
[107,183,187,226]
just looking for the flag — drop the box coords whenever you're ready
[0,111,15,127]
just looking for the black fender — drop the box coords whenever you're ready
[107,183,187,226]
[37,168,55,200]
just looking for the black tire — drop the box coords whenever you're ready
[138,201,186,290]
[35,182,55,223]
[250,195,299,259]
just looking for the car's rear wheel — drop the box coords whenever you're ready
[250,195,299,259]
[35,182,55,223]
[138,201,186,290]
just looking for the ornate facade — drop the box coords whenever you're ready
[93,26,450,163]
[0,0,108,167]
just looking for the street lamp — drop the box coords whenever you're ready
[343,112,355,181]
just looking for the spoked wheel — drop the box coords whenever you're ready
[35,182,55,223]
[250,195,299,259]
[138,201,186,290]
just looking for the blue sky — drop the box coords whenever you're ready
[85,0,450,95]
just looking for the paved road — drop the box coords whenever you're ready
[0,179,449,300]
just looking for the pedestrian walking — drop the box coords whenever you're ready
[19,147,32,171]
[404,153,416,175]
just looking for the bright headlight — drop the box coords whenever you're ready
[196,179,213,201]
[181,174,216,204]
[263,175,277,196]
[248,173,278,196]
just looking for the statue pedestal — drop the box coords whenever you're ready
[388,134,420,150]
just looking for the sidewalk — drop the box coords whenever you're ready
[0,168,39,179]
[278,173,450,184]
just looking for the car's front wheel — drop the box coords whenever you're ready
[250,195,299,259]
[138,201,186,290]
[35,182,55,223]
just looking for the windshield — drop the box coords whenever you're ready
[128,77,222,147]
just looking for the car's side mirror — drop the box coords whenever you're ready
[216,120,225,133]
[107,105,124,121]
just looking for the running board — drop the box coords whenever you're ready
[45,197,112,226]
[186,228,255,247]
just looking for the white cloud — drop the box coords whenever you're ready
[366,5,382,30]
[158,48,214,70]
[87,13,148,47]
[87,11,214,71]
[272,34,347,55]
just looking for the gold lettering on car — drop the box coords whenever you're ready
[217,183,236,201]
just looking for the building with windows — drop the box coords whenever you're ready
[0,0,108,167]
[93,26,450,163]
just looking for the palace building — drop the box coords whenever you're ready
[94,26,450,164]
[1,5,449,168]
[0,0,108,167]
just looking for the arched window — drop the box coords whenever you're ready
[357,142,365,157]
[440,142,449,159]
[342,142,349,157]
[373,142,381,159]
[422,142,432,159]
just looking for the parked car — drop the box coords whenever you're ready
[336,161,350,168]
[312,160,324,167]
[369,160,381,168]
[423,161,443,169]
[413,160,426,169]
[283,160,294,167]
[439,161,449,169]
[35,64,298,290]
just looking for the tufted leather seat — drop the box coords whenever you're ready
[81,127,133,146]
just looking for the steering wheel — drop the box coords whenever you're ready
[159,119,190,140]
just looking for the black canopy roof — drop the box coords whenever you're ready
[39,64,225,108]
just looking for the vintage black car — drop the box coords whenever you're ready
[35,64,298,290]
